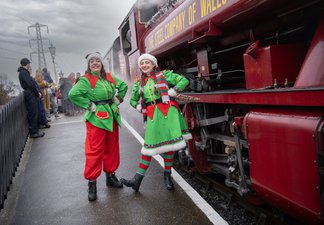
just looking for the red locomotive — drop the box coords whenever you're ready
[104,0,324,224]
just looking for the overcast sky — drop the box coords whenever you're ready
[0,0,137,84]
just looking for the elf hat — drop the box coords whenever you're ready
[85,52,103,63]
[138,53,158,67]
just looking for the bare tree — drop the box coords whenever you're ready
[0,72,17,105]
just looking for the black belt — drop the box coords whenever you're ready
[145,97,175,106]
[93,99,113,105]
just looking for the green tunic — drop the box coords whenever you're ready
[69,72,128,132]
[130,70,192,156]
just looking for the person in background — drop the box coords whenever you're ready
[35,69,51,119]
[75,72,81,84]
[68,72,76,84]
[72,72,83,114]
[42,67,53,84]
[17,58,44,138]
[33,77,51,129]
[49,83,60,118]
[59,76,73,115]
[69,52,128,201]
[121,53,192,192]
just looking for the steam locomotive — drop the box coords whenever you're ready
[103,0,324,224]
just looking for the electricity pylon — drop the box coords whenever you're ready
[28,22,50,69]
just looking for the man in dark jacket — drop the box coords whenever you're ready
[42,67,53,84]
[18,58,45,138]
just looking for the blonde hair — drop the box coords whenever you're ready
[35,69,43,83]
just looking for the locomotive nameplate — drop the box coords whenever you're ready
[145,0,232,53]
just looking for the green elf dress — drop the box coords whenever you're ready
[130,70,192,156]
[69,71,128,131]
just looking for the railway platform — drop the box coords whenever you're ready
[0,114,227,225]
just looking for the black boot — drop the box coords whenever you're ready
[120,173,144,192]
[106,172,123,188]
[88,180,97,201]
[164,171,175,190]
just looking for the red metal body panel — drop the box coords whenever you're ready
[295,17,324,88]
[245,109,323,223]
[244,43,306,89]
[186,88,324,106]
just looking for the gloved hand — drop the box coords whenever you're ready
[113,96,120,105]
[88,102,96,112]
[138,87,144,95]
[136,103,142,113]
[168,88,177,97]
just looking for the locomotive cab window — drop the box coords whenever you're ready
[120,24,131,54]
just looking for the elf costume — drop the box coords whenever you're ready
[121,53,192,192]
[130,70,192,156]
[69,69,128,197]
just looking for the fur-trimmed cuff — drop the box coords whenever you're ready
[182,133,192,140]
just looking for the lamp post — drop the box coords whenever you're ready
[48,43,58,83]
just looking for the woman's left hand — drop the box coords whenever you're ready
[113,96,120,105]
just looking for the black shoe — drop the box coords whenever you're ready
[39,123,51,129]
[30,131,45,138]
[120,173,144,192]
[164,171,175,190]
[88,180,97,201]
[106,173,123,188]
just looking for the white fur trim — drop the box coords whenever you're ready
[86,52,103,63]
[141,140,187,156]
[138,53,158,67]
[168,88,177,97]
[136,103,142,113]
[182,133,192,140]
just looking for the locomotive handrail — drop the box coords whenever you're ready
[184,87,324,106]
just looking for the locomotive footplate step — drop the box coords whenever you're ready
[0,115,226,225]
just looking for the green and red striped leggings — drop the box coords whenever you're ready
[137,151,174,174]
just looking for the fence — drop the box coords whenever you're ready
[0,93,29,210]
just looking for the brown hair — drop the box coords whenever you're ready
[86,62,107,80]
[139,67,159,87]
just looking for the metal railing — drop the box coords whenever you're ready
[0,93,29,210]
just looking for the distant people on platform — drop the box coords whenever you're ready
[41,67,61,118]
[68,52,128,201]
[17,58,44,138]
